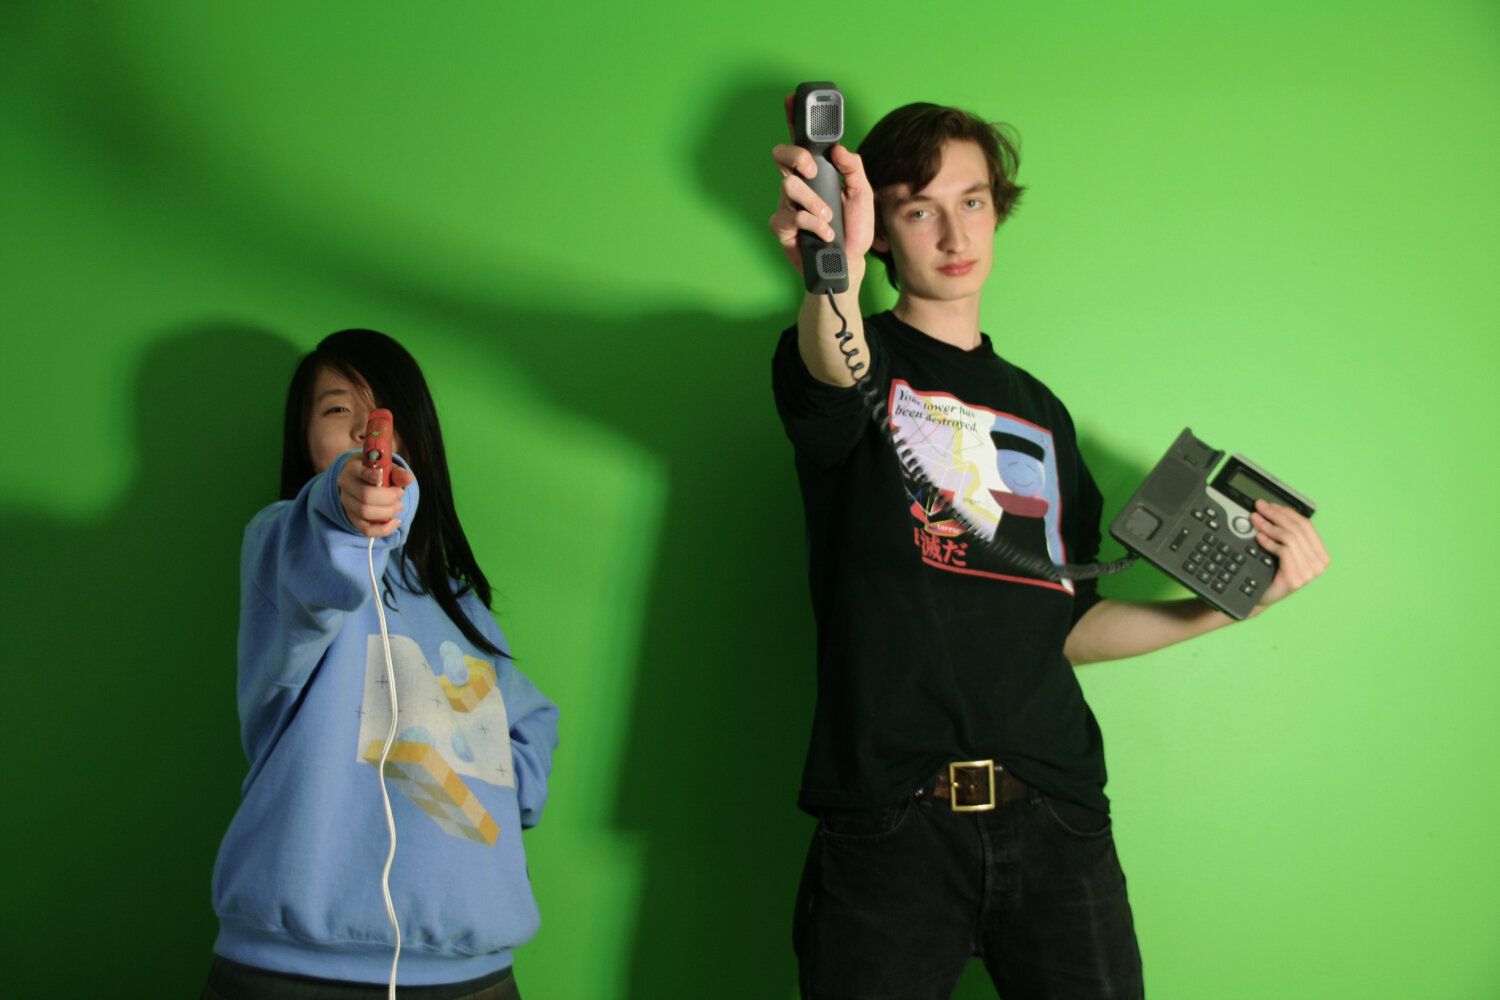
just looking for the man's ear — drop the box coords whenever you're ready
[872,234,889,253]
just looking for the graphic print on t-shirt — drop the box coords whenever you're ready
[356,636,514,846]
[889,379,1073,594]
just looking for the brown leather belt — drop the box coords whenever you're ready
[923,759,1030,812]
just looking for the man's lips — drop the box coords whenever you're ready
[938,260,977,276]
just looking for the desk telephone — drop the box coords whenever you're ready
[1110,428,1316,619]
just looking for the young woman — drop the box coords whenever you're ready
[203,329,558,1000]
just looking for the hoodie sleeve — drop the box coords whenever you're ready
[466,599,560,829]
[238,452,421,711]
[502,661,560,829]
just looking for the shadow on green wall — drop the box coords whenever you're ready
[0,325,301,994]
[1082,438,1182,606]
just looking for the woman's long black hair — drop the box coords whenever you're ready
[279,329,506,658]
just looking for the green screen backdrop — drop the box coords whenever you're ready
[3,2,1497,997]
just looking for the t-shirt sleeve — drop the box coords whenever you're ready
[770,321,889,470]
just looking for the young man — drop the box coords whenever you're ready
[768,102,1329,999]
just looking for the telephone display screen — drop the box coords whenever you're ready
[1214,458,1313,517]
[1227,469,1282,507]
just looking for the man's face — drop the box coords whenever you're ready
[874,139,998,305]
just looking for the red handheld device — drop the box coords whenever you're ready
[362,409,395,488]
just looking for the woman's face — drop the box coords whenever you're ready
[305,366,403,474]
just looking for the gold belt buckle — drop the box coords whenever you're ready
[948,759,997,812]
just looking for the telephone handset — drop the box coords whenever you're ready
[362,408,395,489]
[791,81,849,295]
[1110,428,1315,619]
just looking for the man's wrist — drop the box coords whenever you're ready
[844,255,867,290]
[802,278,863,313]
[796,252,866,302]
[824,272,864,309]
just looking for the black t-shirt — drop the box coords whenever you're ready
[772,311,1111,814]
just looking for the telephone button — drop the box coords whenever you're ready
[1232,515,1252,535]
[1123,506,1162,541]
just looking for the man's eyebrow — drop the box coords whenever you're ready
[314,387,350,402]
[891,182,991,207]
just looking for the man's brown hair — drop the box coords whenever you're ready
[857,103,1025,289]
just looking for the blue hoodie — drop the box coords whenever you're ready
[211,452,559,985]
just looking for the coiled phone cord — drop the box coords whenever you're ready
[825,291,1136,582]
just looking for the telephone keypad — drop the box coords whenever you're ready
[1179,518,1278,605]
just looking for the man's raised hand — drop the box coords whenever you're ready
[769,143,874,285]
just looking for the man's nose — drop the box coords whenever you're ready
[939,215,968,251]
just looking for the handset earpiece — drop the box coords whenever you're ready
[791,81,849,295]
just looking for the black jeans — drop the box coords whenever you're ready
[199,957,519,1000]
[793,786,1143,999]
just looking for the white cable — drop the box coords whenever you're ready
[368,535,401,1000]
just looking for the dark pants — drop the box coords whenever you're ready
[793,785,1143,999]
[199,957,520,1000]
